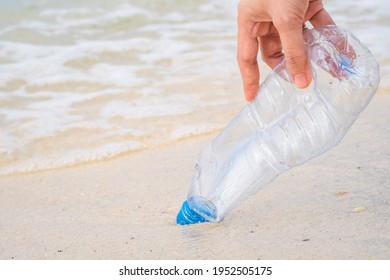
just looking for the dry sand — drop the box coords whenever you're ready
[0,93,389,260]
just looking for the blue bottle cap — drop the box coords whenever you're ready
[176,201,208,225]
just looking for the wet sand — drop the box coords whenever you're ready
[0,92,389,260]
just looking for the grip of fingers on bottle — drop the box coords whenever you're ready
[309,26,357,80]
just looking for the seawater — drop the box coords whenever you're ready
[0,0,388,175]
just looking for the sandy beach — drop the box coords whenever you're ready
[0,91,389,260]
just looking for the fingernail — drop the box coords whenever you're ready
[294,73,308,88]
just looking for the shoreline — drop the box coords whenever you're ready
[0,129,222,179]
[0,94,389,260]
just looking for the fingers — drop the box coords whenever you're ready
[237,19,261,101]
[237,34,260,101]
[309,7,335,28]
[259,25,284,69]
[275,22,312,88]
[237,1,337,97]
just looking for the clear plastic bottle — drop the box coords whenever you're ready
[176,25,380,225]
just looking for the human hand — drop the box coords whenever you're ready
[237,0,335,101]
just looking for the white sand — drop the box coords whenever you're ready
[0,93,389,260]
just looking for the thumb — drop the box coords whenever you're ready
[277,25,311,88]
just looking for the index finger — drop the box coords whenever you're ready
[237,19,260,102]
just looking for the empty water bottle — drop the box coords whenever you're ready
[176,25,380,225]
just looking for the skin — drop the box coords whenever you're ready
[237,0,335,101]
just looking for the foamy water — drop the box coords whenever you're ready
[0,0,388,175]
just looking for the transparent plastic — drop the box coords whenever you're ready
[176,25,380,225]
